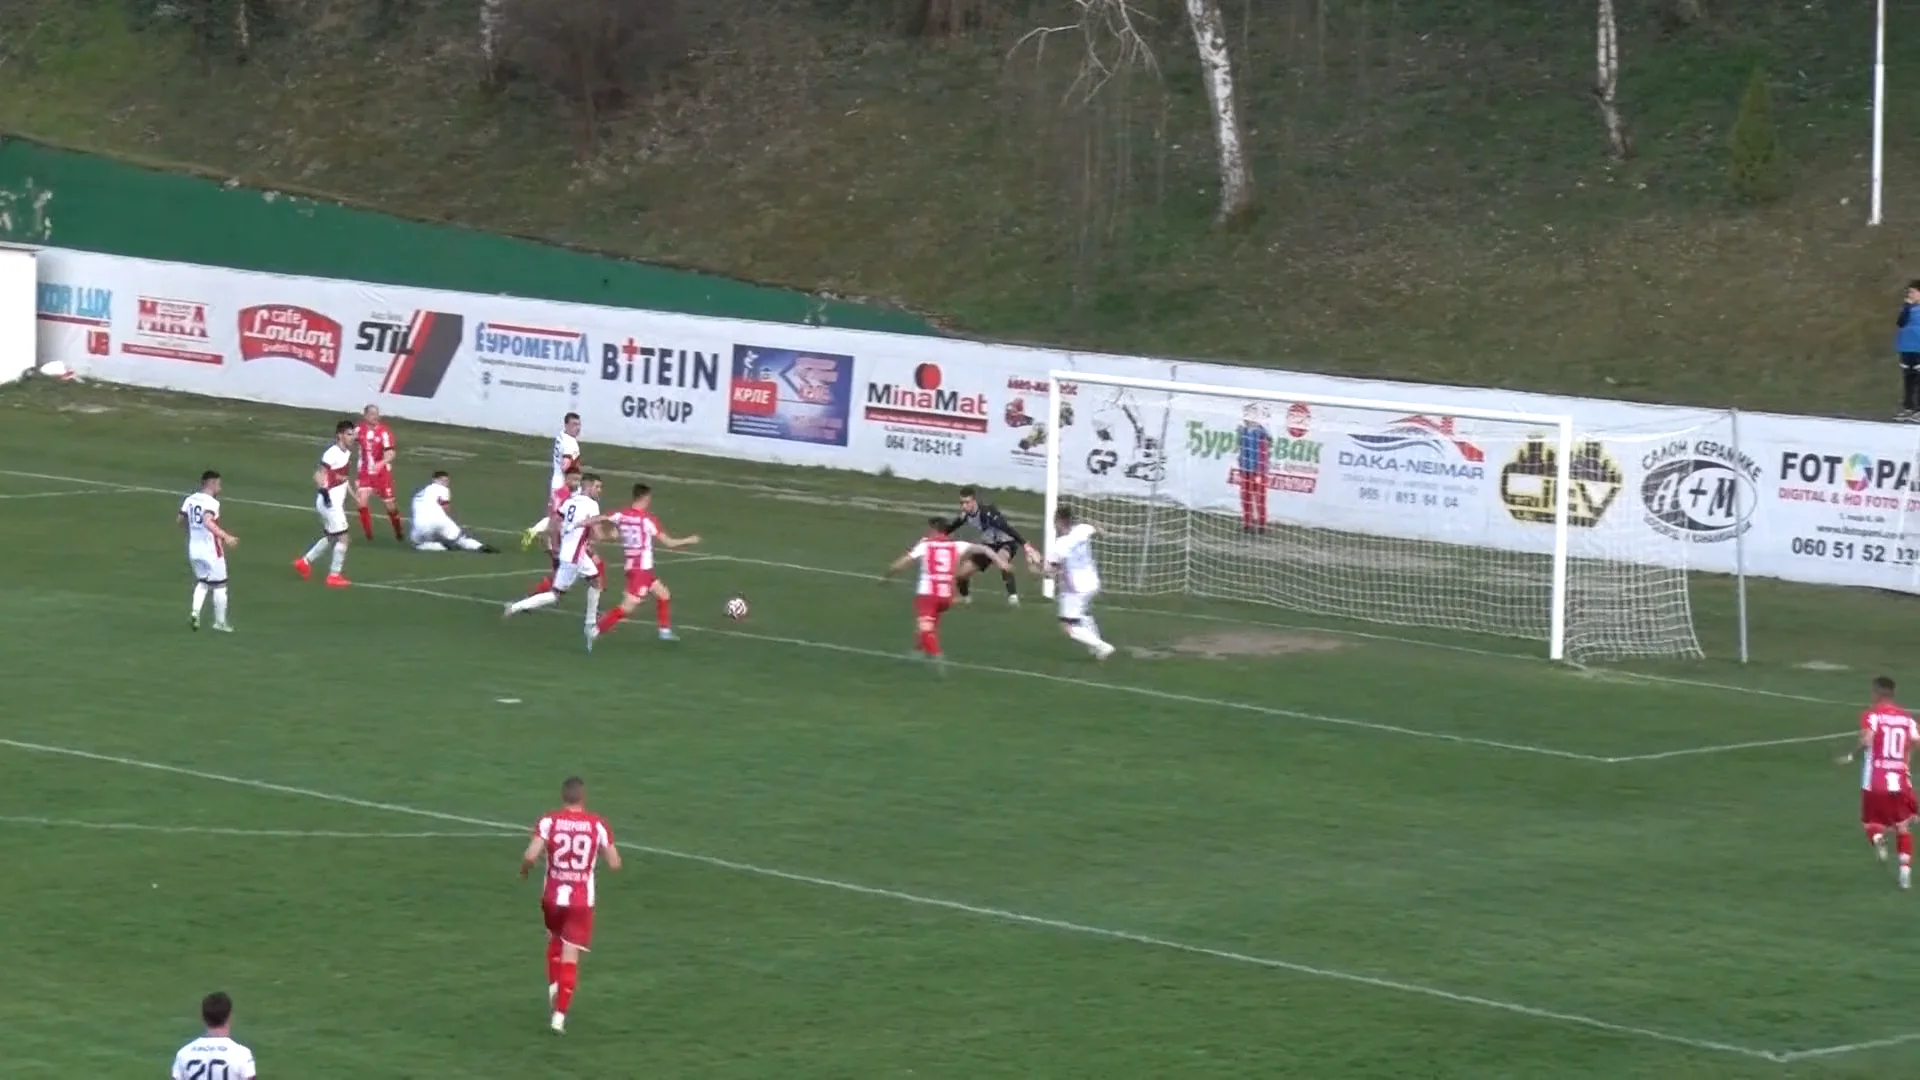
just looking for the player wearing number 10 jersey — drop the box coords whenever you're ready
[1843,676,1918,889]
[521,776,622,1035]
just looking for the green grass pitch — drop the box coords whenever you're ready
[3,379,1918,1078]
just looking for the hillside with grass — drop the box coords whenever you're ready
[2,0,1918,416]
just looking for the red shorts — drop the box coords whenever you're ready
[625,568,658,597]
[356,471,394,500]
[542,901,594,950]
[1863,788,1919,827]
[914,595,952,620]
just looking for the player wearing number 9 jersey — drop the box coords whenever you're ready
[521,776,621,1035]
[879,517,1009,661]
[170,991,256,1080]
[1843,676,1919,888]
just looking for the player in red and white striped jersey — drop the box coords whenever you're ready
[879,517,1009,660]
[525,465,583,596]
[588,482,702,649]
[520,776,622,1035]
[351,404,404,543]
[1841,676,1919,888]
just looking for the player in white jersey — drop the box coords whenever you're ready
[523,412,584,549]
[505,473,606,640]
[1047,505,1114,660]
[409,471,499,552]
[178,469,239,633]
[170,991,257,1080]
[292,419,358,588]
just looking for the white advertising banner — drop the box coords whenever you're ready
[28,247,1919,595]
[0,246,36,384]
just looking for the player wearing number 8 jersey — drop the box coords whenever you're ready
[1842,676,1918,888]
[521,776,622,1035]
[879,518,1009,661]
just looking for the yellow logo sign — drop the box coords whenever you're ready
[1499,437,1622,528]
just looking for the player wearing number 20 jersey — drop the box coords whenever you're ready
[522,776,622,1035]
[170,991,257,1080]
[1848,676,1918,889]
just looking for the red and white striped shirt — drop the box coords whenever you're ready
[609,507,661,571]
[908,538,969,600]
[1862,703,1918,793]
[354,421,395,478]
[533,808,613,909]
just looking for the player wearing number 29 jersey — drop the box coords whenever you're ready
[521,776,622,1035]
[1848,676,1918,889]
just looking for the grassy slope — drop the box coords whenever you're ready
[2,0,1919,416]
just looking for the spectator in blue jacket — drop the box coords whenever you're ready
[1897,280,1920,420]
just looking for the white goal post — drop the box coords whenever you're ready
[1041,370,1704,662]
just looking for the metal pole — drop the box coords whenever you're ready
[1730,409,1751,663]
[1872,0,1887,225]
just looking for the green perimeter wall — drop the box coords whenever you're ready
[0,137,940,336]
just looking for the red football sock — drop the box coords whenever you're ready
[545,937,563,986]
[919,630,939,656]
[357,506,374,540]
[1899,833,1912,865]
[529,576,552,596]
[554,962,578,1014]
[656,596,672,629]
[596,607,627,634]
[387,510,405,540]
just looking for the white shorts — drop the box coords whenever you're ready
[552,558,601,592]
[1057,585,1099,622]
[410,516,461,546]
[189,555,228,582]
[315,491,348,536]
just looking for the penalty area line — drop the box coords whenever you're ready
[1774,1031,1920,1062]
[362,579,1612,763]
[0,735,1778,1064]
[1602,730,1856,764]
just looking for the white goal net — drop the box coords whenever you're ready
[1043,373,1702,661]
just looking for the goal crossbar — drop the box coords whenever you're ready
[1042,370,1578,660]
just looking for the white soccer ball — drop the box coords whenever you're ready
[724,596,750,621]
[37,360,76,382]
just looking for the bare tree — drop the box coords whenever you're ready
[481,0,506,84]
[1183,0,1255,223]
[1594,0,1631,159]
[500,0,681,157]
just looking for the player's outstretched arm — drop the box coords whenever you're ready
[879,552,916,582]
[602,843,623,871]
[657,530,701,550]
[970,542,1012,572]
[518,833,545,877]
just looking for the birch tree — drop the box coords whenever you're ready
[1593,0,1631,159]
[1183,0,1254,223]
[481,0,506,84]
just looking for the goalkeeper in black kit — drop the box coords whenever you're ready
[946,486,1041,606]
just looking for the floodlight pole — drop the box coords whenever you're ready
[1872,0,1887,225]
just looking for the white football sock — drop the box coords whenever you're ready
[414,541,448,551]
[1066,622,1105,650]
[329,540,348,575]
[584,586,602,627]
[191,582,209,617]
[303,537,330,563]
[212,587,229,624]
[455,534,485,551]
[509,592,559,614]
[528,515,549,533]
[1083,616,1104,642]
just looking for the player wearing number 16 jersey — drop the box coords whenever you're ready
[1842,676,1918,888]
[178,470,239,633]
[521,776,622,1035]
[879,518,1009,660]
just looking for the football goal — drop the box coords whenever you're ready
[1040,371,1702,661]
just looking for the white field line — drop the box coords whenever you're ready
[0,814,510,840]
[0,488,109,500]
[0,735,1784,1064]
[1773,1031,1920,1062]
[369,580,1611,763]
[1603,731,1856,764]
[384,568,543,586]
[0,467,1850,757]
